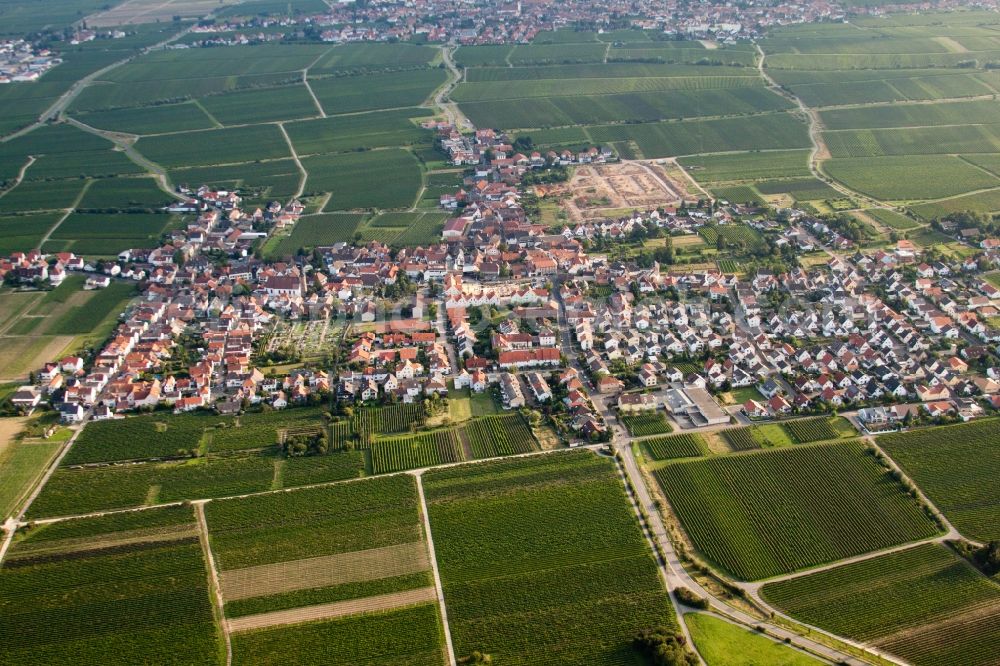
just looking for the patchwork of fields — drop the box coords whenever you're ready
[424,451,675,665]
[0,39,458,259]
[452,33,810,160]
[761,16,1000,220]
[763,543,1000,666]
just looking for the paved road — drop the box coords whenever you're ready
[552,281,884,666]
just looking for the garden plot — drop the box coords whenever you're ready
[264,319,341,360]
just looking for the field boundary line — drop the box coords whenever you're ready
[0,424,85,565]
[195,501,232,666]
[21,444,604,526]
[279,122,308,202]
[413,471,456,666]
[610,453,702,663]
[227,586,438,632]
[744,535,948,592]
[1,22,201,143]
[38,179,93,249]
[0,155,36,199]
[192,98,224,128]
[302,47,333,118]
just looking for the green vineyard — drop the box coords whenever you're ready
[878,419,1000,542]
[643,433,707,461]
[655,441,941,580]
[355,403,425,436]
[721,427,760,451]
[461,413,538,458]
[784,417,839,444]
[762,543,1000,666]
[370,430,464,474]
[621,411,673,437]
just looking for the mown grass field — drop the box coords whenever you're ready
[686,613,823,666]
[762,543,1000,666]
[878,419,1000,542]
[425,451,676,665]
[655,441,940,580]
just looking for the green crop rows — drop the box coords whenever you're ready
[643,433,707,461]
[0,506,222,665]
[878,419,1000,542]
[721,427,760,452]
[655,441,940,580]
[783,417,839,444]
[425,451,675,665]
[355,403,426,436]
[621,411,673,437]
[461,413,538,458]
[762,543,1000,666]
[370,430,464,474]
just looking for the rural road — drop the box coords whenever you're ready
[436,46,474,131]
[753,44,883,211]
[413,471,457,666]
[1,22,201,144]
[552,282,885,666]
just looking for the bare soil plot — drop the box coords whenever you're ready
[545,161,697,222]
[227,586,437,632]
[87,0,241,26]
[219,541,430,601]
[0,335,74,381]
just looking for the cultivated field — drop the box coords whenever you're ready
[424,451,675,665]
[208,476,446,664]
[878,419,1000,542]
[0,506,223,665]
[27,407,366,518]
[762,543,1000,666]
[621,410,673,437]
[655,440,941,580]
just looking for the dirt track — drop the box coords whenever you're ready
[219,541,430,601]
[227,586,438,632]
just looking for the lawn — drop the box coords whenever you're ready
[685,613,823,666]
